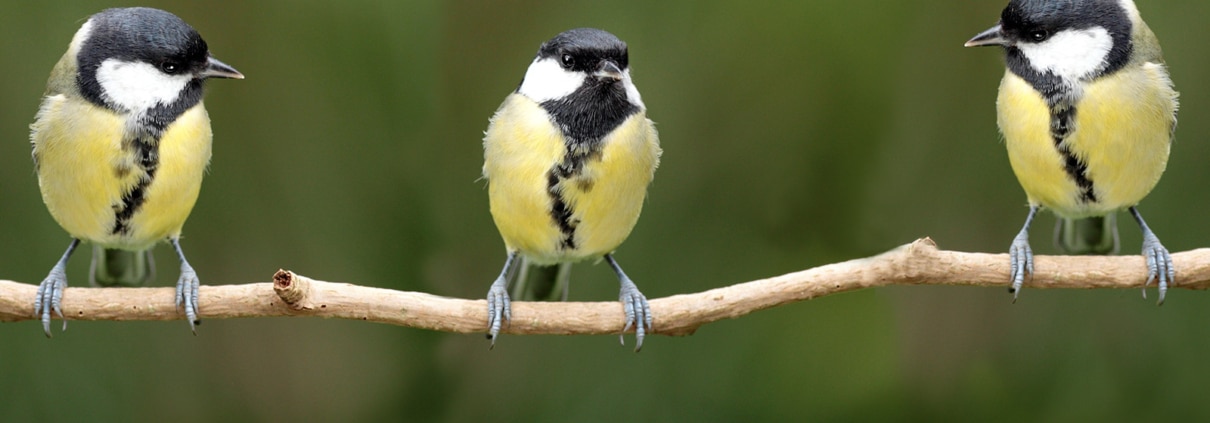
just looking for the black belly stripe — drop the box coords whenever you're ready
[545,150,599,250]
[1050,105,1097,203]
[546,168,577,249]
[111,135,160,235]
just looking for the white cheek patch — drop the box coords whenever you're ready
[517,57,585,103]
[517,57,647,110]
[95,58,192,113]
[1017,26,1114,82]
[620,68,645,109]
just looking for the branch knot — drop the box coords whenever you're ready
[273,269,313,310]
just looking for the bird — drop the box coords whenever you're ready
[481,28,661,350]
[965,0,1179,302]
[30,7,243,335]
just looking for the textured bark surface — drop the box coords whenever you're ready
[2,238,1207,336]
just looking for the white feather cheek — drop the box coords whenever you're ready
[1018,27,1114,81]
[95,59,191,113]
[621,69,644,109]
[517,58,584,103]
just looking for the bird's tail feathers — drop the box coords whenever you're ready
[510,257,572,301]
[90,246,155,287]
[1055,213,1119,255]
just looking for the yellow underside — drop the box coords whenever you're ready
[31,96,213,250]
[996,65,1176,218]
[482,93,661,264]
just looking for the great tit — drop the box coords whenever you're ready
[30,7,243,335]
[966,0,1178,302]
[481,28,661,349]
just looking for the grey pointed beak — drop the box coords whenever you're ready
[965,24,1007,47]
[594,60,623,81]
[203,56,244,79]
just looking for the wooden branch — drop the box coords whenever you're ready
[1,238,1208,337]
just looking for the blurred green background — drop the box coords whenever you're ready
[3,0,1210,421]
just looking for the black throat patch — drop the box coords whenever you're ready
[539,79,639,250]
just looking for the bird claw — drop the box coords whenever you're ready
[486,279,511,348]
[176,268,201,334]
[619,281,652,352]
[1008,232,1033,302]
[34,270,68,337]
[1141,232,1174,305]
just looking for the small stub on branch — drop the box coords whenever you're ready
[909,237,938,251]
[273,269,312,309]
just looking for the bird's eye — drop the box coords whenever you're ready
[560,54,574,69]
[159,61,180,74]
[1029,30,1049,42]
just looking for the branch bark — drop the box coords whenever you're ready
[1,238,1208,336]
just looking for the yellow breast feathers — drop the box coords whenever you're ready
[32,98,213,250]
[997,63,1176,218]
[483,93,660,264]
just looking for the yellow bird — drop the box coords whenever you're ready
[31,7,243,335]
[966,0,1178,302]
[482,28,661,349]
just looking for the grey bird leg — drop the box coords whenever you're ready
[1130,207,1174,305]
[1009,206,1039,302]
[486,251,519,347]
[605,254,652,352]
[35,239,80,337]
[170,238,201,334]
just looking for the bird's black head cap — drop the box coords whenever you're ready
[1002,0,1130,41]
[1001,0,1132,73]
[537,28,629,73]
[76,8,213,114]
